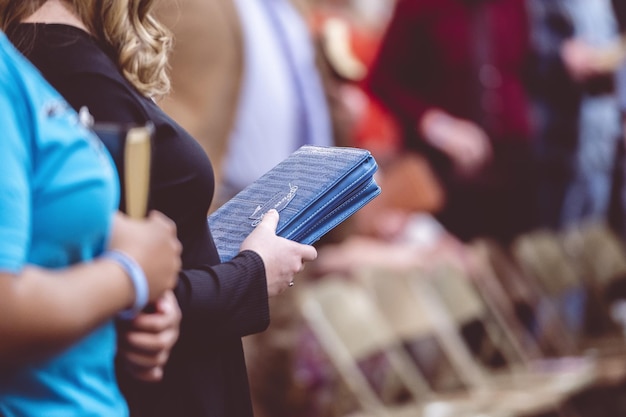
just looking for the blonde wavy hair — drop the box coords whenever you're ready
[1,0,172,99]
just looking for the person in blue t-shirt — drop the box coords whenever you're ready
[0,31,182,417]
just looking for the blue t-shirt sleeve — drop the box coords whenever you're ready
[0,72,31,273]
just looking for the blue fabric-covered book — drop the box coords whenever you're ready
[208,145,381,262]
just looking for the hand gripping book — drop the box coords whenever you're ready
[208,145,382,262]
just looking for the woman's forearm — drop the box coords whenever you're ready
[0,260,134,366]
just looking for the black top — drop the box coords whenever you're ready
[10,23,269,417]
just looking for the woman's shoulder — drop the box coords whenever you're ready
[10,23,122,81]
[9,23,151,125]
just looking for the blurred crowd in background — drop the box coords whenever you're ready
[157,0,626,416]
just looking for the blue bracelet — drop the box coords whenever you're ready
[102,250,149,320]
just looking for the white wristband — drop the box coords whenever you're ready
[102,250,149,320]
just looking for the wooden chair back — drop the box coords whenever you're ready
[511,230,585,353]
[297,276,433,416]
[561,221,626,289]
[468,239,577,358]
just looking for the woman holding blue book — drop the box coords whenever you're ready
[0,1,318,416]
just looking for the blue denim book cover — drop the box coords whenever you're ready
[208,145,381,262]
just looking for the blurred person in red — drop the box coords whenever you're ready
[366,0,537,244]
[310,5,447,238]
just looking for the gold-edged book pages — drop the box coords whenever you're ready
[124,125,152,219]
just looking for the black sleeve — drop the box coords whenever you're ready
[57,72,270,340]
[177,251,270,340]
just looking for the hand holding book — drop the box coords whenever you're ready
[240,208,318,294]
[208,145,381,262]
[93,122,181,382]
